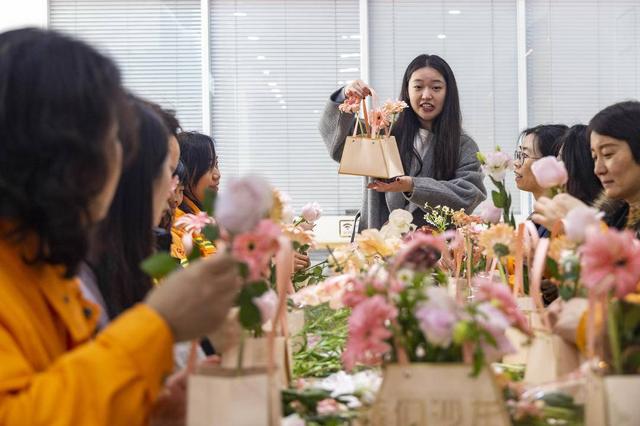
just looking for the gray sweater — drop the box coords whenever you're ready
[319,89,486,230]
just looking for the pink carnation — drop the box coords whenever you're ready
[393,232,447,271]
[475,302,515,362]
[342,295,397,371]
[415,287,459,347]
[580,228,640,298]
[474,277,532,335]
[232,219,281,281]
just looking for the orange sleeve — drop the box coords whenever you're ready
[575,310,588,355]
[0,305,174,426]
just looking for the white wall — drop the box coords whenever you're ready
[0,0,47,33]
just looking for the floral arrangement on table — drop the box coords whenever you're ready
[334,222,532,375]
[477,146,516,227]
[579,225,640,374]
[282,370,382,426]
[142,175,291,341]
[493,363,584,426]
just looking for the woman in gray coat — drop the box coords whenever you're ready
[319,54,486,230]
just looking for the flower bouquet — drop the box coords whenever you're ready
[184,175,296,426]
[579,227,640,425]
[337,90,408,179]
[332,227,531,425]
[476,146,515,227]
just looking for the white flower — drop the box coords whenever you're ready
[281,414,305,426]
[317,370,382,408]
[481,150,513,182]
[388,209,415,234]
[396,268,415,284]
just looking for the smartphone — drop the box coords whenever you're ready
[378,176,400,184]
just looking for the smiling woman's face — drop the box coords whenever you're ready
[591,131,640,203]
[408,66,447,130]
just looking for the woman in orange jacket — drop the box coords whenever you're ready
[171,132,220,259]
[0,28,240,426]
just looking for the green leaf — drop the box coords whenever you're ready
[237,262,250,280]
[492,191,505,208]
[559,285,574,301]
[202,224,219,242]
[140,252,180,279]
[493,243,510,258]
[237,281,270,330]
[622,303,640,333]
[546,258,560,280]
[203,188,217,217]
[187,243,202,263]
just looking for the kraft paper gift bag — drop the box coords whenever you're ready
[338,95,404,179]
[585,370,640,426]
[524,239,580,384]
[187,366,281,426]
[370,364,510,426]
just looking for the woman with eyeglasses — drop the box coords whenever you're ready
[513,124,568,237]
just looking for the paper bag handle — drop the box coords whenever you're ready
[530,237,552,332]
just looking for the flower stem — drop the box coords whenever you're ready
[357,116,365,136]
[236,331,246,373]
[497,259,509,286]
[607,299,622,374]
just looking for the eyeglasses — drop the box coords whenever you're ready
[513,148,540,162]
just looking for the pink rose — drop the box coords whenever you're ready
[215,175,273,234]
[562,206,603,243]
[531,156,568,189]
[476,199,503,224]
[252,289,278,324]
[301,202,322,224]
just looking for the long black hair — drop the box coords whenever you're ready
[561,125,603,205]
[391,54,462,181]
[0,28,133,278]
[178,131,217,213]
[588,101,640,164]
[92,98,169,317]
[519,124,568,157]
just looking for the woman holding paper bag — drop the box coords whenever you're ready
[319,54,486,230]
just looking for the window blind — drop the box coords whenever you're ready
[368,0,521,213]
[49,0,203,131]
[526,0,640,126]
[209,0,362,215]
